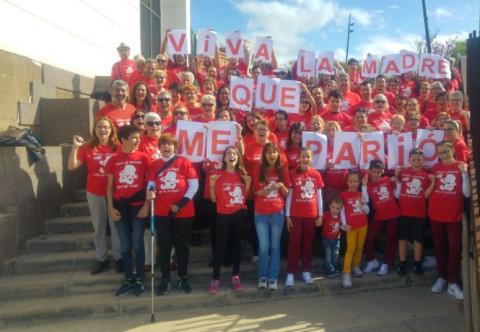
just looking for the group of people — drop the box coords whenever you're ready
[67,36,471,299]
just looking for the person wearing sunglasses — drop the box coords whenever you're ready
[130,110,146,135]
[156,91,173,124]
[193,95,216,123]
[372,75,395,109]
[111,42,135,85]
[368,94,391,134]
[162,105,190,136]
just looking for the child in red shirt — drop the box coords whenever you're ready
[392,148,435,275]
[362,159,401,276]
[106,125,151,297]
[321,196,343,278]
[208,146,251,294]
[285,147,324,287]
[340,170,369,288]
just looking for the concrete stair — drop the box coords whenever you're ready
[0,190,438,328]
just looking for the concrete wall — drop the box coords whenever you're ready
[0,146,74,274]
[161,0,190,43]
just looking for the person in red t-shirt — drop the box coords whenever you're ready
[208,146,251,294]
[285,147,324,286]
[68,117,122,275]
[443,119,470,163]
[368,94,392,134]
[252,142,291,290]
[96,80,136,130]
[428,140,470,300]
[340,170,369,288]
[372,75,395,109]
[391,149,435,276]
[362,159,401,276]
[351,81,374,116]
[146,133,198,295]
[310,115,325,135]
[127,58,157,93]
[128,81,156,113]
[111,43,135,85]
[312,87,329,115]
[182,84,202,118]
[323,121,348,204]
[322,196,344,278]
[346,58,362,92]
[337,73,361,114]
[321,90,353,129]
[285,122,304,170]
[447,91,470,134]
[130,110,146,135]
[106,125,151,297]
[273,110,289,149]
[156,91,173,125]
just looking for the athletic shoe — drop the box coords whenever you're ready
[414,261,424,275]
[334,270,342,277]
[342,273,352,288]
[116,280,134,296]
[422,255,437,268]
[134,280,144,296]
[208,280,219,294]
[363,259,380,273]
[115,259,124,273]
[268,280,278,290]
[232,275,243,291]
[398,262,407,276]
[447,283,464,300]
[327,269,336,278]
[157,279,171,295]
[258,277,268,289]
[352,266,364,278]
[177,276,192,293]
[431,278,447,293]
[378,264,389,276]
[90,260,107,275]
[285,273,294,287]
[302,271,314,284]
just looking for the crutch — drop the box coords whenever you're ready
[149,186,156,322]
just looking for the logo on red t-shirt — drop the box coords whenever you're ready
[160,171,179,189]
[229,186,244,205]
[119,164,138,184]
[439,173,457,191]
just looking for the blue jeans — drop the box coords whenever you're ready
[254,211,284,280]
[322,237,340,272]
[114,205,146,280]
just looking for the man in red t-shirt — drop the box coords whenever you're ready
[372,75,395,108]
[111,43,136,85]
[321,89,353,129]
[337,73,361,115]
[127,58,157,93]
[96,80,136,130]
[351,81,374,116]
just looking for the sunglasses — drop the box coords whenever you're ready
[146,121,161,127]
[201,103,214,107]
[155,76,165,79]
[174,111,187,116]
[157,98,170,103]
[133,114,145,120]
[157,59,166,63]
[300,100,310,104]
[408,118,420,122]
[375,100,386,104]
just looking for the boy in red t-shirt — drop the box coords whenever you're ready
[106,125,151,297]
[363,159,401,276]
[392,148,435,275]
[321,196,343,278]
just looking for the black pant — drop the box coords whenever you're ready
[155,216,193,280]
[212,210,245,280]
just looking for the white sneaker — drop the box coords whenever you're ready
[448,283,464,300]
[422,255,437,268]
[285,273,294,287]
[431,278,447,293]
[258,277,267,289]
[363,259,380,273]
[268,280,278,290]
[378,264,389,276]
[352,266,364,278]
[342,273,352,288]
[302,271,314,284]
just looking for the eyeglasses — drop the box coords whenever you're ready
[157,98,170,103]
[449,99,462,102]
[438,150,451,155]
[133,114,145,120]
[300,100,310,104]
[444,127,456,132]
[375,100,386,104]
[157,59,166,63]
[201,103,214,107]
[146,121,161,127]
[261,63,270,67]
[119,49,129,52]
[174,111,187,116]
[408,118,420,122]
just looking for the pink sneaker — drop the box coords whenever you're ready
[232,275,243,291]
[208,280,219,294]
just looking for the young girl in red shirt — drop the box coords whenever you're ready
[285,147,324,286]
[208,146,251,294]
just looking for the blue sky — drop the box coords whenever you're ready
[191,0,479,65]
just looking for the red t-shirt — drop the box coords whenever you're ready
[422,104,439,123]
[147,156,197,218]
[368,112,391,133]
[321,210,341,239]
[77,144,119,196]
[372,90,395,109]
[274,129,289,149]
[243,141,287,177]
[453,138,470,163]
[324,145,348,190]
[111,59,136,82]
[320,111,353,129]
[340,190,368,229]
[214,170,247,214]
[398,168,430,218]
[289,167,324,218]
[105,150,151,202]
[242,132,278,147]
[186,105,203,118]
[367,176,401,220]
[127,71,155,93]
[350,100,374,116]
[340,91,361,114]
[286,146,300,169]
[96,102,136,130]
[252,167,291,214]
[428,161,464,222]
[138,135,161,161]
[203,160,223,199]
[289,112,312,129]
[448,110,469,134]
[399,79,417,98]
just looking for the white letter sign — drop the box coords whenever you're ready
[196,29,217,57]
[225,31,244,59]
[253,36,273,63]
[229,76,254,111]
[206,121,237,161]
[167,30,190,55]
[362,54,378,78]
[176,120,206,162]
[297,50,316,77]
[415,129,444,167]
[303,132,328,170]
[387,132,413,169]
[333,132,361,169]
[315,51,334,76]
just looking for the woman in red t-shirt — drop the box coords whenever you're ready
[443,119,470,163]
[285,122,305,170]
[130,110,146,135]
[68,117,122,275]
[323,121,348,205]
[128,81,156,113]
[252,142,290,290]
[208,146,251,294]
[285,147,324,286]
[428,140,470,300]
[161,105,189,136]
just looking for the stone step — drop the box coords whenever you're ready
[61,202,90,217]
[0,270,438,329]
[75,189,87,202]
[45,216,93,234]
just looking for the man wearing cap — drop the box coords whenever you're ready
[111,43,136,84]
[273,67,288,80]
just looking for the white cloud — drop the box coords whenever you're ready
[435,7,454,22]
[389,5,399,9]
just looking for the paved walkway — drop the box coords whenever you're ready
[5,285,464,332]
